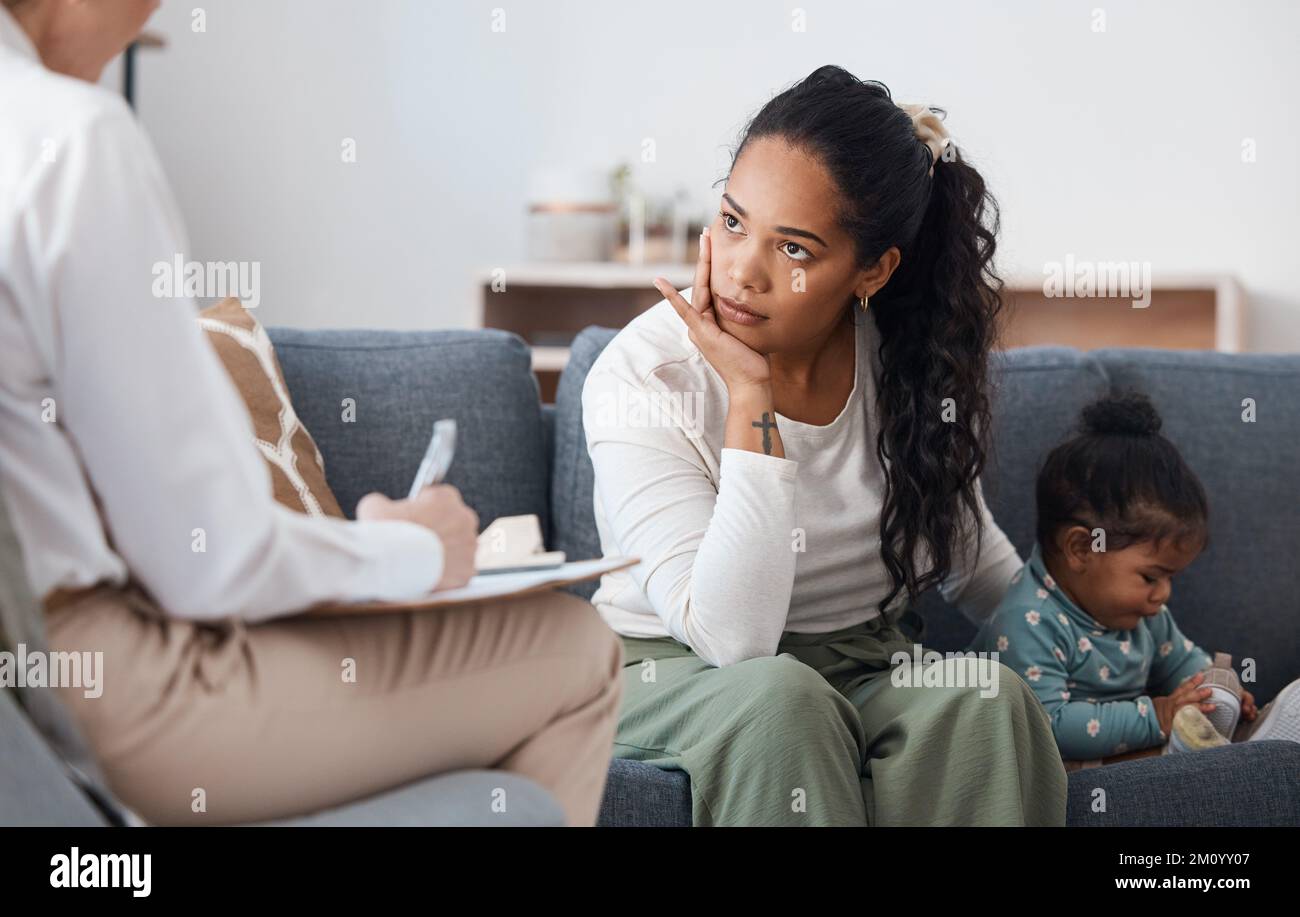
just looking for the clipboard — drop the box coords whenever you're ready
[304,555,638,616]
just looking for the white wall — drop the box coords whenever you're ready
[132,0,1300,350]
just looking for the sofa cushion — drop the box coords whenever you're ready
[1093,348,1300,704]
[1063,739,1300,826]
[599,738,1300,826]
[199,298,344,518]
[550,327,620,599]
[598,758,692,828]
[268,328,550,536]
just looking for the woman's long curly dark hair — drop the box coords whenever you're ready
[729,65,1003,615]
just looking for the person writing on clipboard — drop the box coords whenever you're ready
[0,0,621,826]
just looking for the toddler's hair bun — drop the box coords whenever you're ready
[1081,391,1162,436]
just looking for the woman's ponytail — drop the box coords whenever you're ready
[869,147,1003,613]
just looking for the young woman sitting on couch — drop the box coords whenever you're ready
[581,64,1067,826]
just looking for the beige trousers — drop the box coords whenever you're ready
[43,585,623,826]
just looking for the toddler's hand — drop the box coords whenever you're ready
[1241,688,1258,721]
[1152,672,1215,736]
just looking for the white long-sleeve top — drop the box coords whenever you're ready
[0,11,444,621]
[582,294,1022,668]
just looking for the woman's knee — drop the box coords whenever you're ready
[719,655,860,741]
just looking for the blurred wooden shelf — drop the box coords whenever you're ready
[529,346,571,373]
[478,262,694,289]
[481,263,1246,402]
[999,272,1244,353]
[480,263,694,402]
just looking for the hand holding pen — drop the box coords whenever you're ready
[356,419,478,590]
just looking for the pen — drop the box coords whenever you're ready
[408,419,457,499]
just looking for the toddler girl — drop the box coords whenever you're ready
[970,392,1299,761]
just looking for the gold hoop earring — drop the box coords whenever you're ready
[859,295,869,312]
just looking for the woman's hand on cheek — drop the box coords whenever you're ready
[655,229,771,394]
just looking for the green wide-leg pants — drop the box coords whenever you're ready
[614,614,1067,826]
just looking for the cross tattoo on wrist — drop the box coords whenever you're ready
[752,412,777,455]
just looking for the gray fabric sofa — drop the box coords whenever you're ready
[5,324,1299,827]
[555,329,1300,827]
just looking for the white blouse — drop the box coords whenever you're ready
[0,10,443,620]
[582,293,1022,668]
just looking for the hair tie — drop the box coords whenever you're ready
[897,103,951,177]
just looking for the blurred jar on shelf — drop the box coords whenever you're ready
[526,167,619,262]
